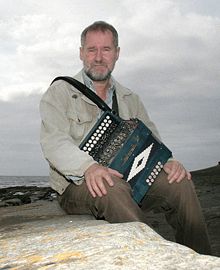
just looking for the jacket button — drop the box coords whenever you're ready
[72,94,78,99]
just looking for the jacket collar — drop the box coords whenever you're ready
[72,70,132,105]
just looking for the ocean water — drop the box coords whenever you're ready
[0,176,49,188]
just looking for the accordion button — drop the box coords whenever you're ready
[146,179,150,183]
[83,146,87,151]
[148,182,152,186]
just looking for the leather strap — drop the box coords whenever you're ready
[51,76,117,114]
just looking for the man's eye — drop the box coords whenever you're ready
[88,48,96,53]
[103,47,111,52]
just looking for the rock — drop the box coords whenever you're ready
[0,200,66,226]
[0,173,219,257]
[1,198,22,206]
[0,186,55,206]
[0,193,220,269]
[0,204,220,270]
[0,164,219,267]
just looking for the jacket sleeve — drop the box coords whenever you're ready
[39,83,97,178]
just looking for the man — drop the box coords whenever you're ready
[40,21,211,255]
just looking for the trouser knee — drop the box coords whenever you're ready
[92,176,144,223]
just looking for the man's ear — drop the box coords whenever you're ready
[79,47,83,61]
[116,47,120,61]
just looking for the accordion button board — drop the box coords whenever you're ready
[79,111,172,204]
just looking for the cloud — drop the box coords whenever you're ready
[1,0,219,100]
[0,94,48,175]
[115,1,220,99]
[0,13,82,101]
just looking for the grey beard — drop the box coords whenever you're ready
[85,69,112,82]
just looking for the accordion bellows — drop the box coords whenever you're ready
[80,111,172,203]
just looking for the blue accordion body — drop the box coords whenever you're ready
[79,111,172,204]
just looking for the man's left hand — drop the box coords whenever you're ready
[163,160,191,184]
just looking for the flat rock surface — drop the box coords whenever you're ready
[0,205,220,270]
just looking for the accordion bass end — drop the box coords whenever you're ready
[79,111,172,204]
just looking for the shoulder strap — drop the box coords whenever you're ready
[51,76,113,113]
[112,89,119,116]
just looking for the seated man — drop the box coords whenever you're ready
[40,21,211,255]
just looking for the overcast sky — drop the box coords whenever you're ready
[0,0,219,176]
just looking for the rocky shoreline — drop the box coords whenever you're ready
[0,165,219,258]
[0,186,56,207]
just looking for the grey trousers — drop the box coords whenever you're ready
[58,170,212,255]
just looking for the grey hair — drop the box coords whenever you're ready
[81,21,119,48]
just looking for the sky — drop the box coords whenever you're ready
[0,0,219,176]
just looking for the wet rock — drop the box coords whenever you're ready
[0,186,55,207]
[2,198,22,206]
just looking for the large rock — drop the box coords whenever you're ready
[0,201,220,269]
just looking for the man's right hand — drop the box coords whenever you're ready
[84,164,123,198]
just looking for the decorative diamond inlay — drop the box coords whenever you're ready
[127,144,154,182]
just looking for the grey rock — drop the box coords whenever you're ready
[0,202,220,270]
[0,198,22,207]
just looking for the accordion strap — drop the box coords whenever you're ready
[51,76,115,114]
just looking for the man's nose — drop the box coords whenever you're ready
[94,49,103,61]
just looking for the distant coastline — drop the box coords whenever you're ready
[0,175,49,188]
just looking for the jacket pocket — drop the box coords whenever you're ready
[67,111,93,143]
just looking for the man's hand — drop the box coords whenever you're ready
[163,160,191,184]
[84,164,123,198]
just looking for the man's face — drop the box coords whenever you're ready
[80,30,120,81]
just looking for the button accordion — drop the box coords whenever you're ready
[51,76,172,204]
[79,111,172,203]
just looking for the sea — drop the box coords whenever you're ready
[0,176,49,188]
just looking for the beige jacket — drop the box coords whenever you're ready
[40,71,161,194]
